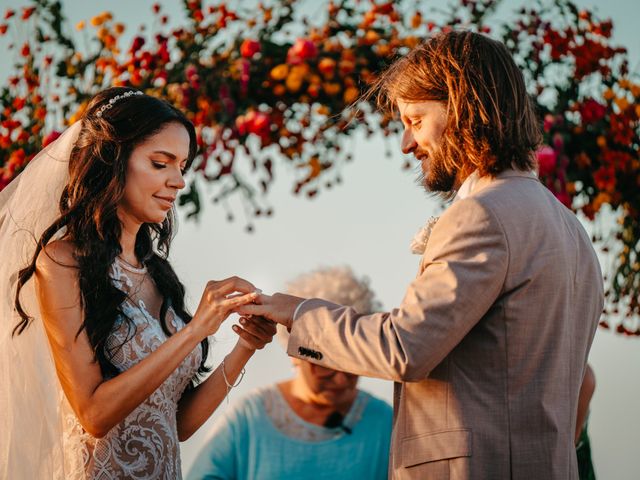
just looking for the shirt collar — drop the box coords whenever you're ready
[452,169,537,203]
[452,170,481,203]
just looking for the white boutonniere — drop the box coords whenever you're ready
[410,216,439,255]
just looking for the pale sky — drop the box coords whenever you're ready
[1,0,638,478]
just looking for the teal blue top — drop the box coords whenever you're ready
[187,386,392,480]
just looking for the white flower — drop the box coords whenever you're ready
[410,216,439,255]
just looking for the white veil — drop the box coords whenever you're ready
[0,122,87,479]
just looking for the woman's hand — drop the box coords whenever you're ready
[190,277,259,340]
[233,315,277,351]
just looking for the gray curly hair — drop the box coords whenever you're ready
[277,265,381,347]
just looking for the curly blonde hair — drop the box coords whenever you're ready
[277,265,381,346]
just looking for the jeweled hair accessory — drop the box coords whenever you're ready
[96,90,143,117]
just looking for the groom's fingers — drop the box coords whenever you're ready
[232,325,270,349]
[241,316,277,337]
[238,319,271,340]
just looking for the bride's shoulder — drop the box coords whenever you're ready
[36,239,79,278]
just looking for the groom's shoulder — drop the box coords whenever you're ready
[455,172,546,220]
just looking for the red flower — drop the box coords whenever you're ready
[543,28,571,61]
[7,148,26,175]
[130,36,145,54]
[593,165,616,192]
[4,9,15,20]
[21,43,30,57]
[240,39,261,58]
[286,38,317,65]
[152,3,161,14]
[536,146,557,177]
[12,97,25,110]
[21,7,36,20]
[579,99,607,124]
[236,111,271,140]
[0,24,7,35]
[42,131,62,147]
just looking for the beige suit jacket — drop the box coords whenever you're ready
[288,170,603,479]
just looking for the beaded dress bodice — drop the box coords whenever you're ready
[63,258,202,479]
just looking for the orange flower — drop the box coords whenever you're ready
[317,57,336,77]
[375,44,391,56]
[591,192,611,213]
[411,12,422,29]
[362,30,380,45]
[614,97,629,112]
[90,15,104,26]
[286,73,304,93]
[306,156,322,179]
[307,84,320,97]
[323,82,341,96]
[343,86,359,104]
[404,36,419,48]
[316,105,330,116]
[76,20,85,30]
[34,107,47,121]
[270,64,289,81]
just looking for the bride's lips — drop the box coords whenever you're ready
[153,195,176,208]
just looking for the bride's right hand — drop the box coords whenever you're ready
[190,277,259,339]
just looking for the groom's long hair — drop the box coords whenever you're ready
[371,30,542,181]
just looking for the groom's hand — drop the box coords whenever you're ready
[235,292,305,330]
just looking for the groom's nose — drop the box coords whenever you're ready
[401,128,417,154]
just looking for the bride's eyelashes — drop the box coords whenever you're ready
[151,160,186,175]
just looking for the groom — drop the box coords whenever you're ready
[239,31,603,479]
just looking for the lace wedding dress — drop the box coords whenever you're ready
[63,257,202,479]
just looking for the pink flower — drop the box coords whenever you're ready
[240,39,261,58]
[536,146,557,177]
[286,38,317,65]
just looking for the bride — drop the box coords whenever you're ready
[0,87,275,479]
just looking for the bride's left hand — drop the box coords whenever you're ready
[233,315,277,351]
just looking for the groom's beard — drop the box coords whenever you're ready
[415,145,457,195]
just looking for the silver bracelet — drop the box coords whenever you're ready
[221,357,245,402]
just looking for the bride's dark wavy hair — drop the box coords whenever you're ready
[14,86,210,381]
